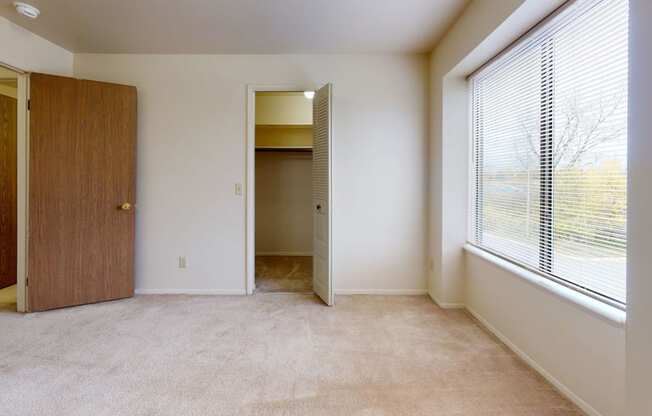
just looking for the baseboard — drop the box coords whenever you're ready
[135,289,247,295]
[255,251,313,256]
[335,289,428,295]
[428,292,466,309]
[465,305,604,416]
[136,288,425,296]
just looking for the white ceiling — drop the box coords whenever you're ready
[0,0,468,54]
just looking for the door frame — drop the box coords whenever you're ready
[245,83,330,295]
[0,62,29,312]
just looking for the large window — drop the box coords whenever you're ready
[470,0,628,306]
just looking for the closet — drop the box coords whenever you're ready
[254,92,313,293]
[0,68,17,311]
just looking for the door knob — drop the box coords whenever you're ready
[120,202,133,211]
[316,204,322,211]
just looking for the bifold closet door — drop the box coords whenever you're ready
[28,73,137,311]
[312,84,333,306]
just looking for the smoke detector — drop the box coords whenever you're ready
[14,2,40,19]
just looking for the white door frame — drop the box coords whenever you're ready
[0,62,29,312]
[245,84,321,295]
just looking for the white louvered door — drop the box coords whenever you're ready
[312,84,333,306]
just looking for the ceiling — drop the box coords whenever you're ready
[0,0,468,54]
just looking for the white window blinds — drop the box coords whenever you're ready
[470,0,628,305]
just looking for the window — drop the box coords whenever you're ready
[470,0,628,306]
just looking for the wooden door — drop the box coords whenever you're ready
[0,93,17,289]
[28,73,137,311]
[312,84,333,306]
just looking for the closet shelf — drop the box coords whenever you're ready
[255,124,312,129]
[255,146,312,152]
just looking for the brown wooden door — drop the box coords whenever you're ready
[28,73,137,311]
[0,93,17,290]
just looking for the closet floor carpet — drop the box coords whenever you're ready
[255,256,312,293]
[0,294,582,416]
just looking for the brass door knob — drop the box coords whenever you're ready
[120,202,132,211]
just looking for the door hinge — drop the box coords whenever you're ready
[27,99,31,111]
[25,276,28,286]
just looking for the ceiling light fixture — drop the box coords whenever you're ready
[304,91,315,100]
[14,2,40,19]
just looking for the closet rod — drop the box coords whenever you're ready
[255,147,312,153]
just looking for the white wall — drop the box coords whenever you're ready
[74,54,429,295]
[429,0,527,306]
[256,93,312,126]
[255,151,312,256]
[465,253,625,416]
[429,1,626,415]
[627,0,652,414]
[0,16,72,75]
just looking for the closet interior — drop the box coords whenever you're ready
[254,91,313,293]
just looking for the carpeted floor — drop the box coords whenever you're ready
[255,256,312,293]
[0,284,16,312]
[0,294,582,416]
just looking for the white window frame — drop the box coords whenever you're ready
[466,0,628,311]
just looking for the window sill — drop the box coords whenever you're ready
[463,243,626,329]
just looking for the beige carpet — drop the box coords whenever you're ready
[256,256,312,293]
[0,294,582,416]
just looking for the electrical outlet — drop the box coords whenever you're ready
[178,256,187,269]
[235,183,242,196]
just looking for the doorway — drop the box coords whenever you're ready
[254,91,314,293]
[246,85,333,305]
[0,67,137,313]
[0,65,26,313]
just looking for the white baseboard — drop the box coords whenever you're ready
[428,292,465,309]
[135,289,247,296]
[255,251,313,256]
[135,288,426,296]
[335,289,428,295]
[466,305,603,416]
